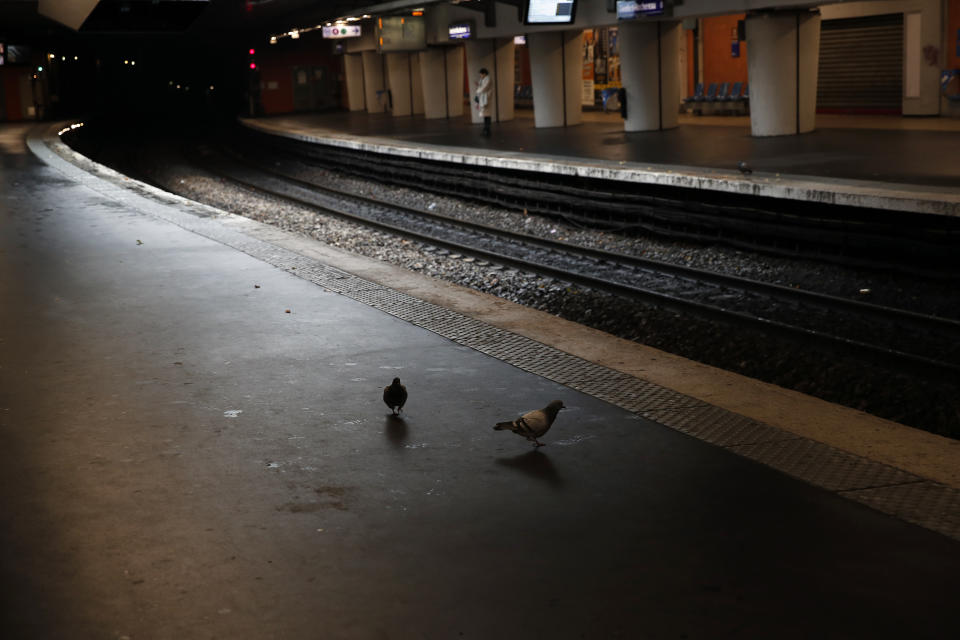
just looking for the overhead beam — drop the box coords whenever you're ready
[38,0,100,31]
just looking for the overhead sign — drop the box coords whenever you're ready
[617,1,664,19]
[448,21,473,40]
[322,25,361,39]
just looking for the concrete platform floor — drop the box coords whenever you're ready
[247,110,960,189]
[2,122,959,639]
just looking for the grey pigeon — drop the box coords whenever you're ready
[383,377,407,415]
[737,160,753,175]
[494,400,565,447]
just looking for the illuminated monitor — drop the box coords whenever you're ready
[524,0,577,25]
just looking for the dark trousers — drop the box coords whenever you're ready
[482,116,491,136]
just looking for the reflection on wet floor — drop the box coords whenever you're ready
[497,449,563,488]
[385,414,409,448]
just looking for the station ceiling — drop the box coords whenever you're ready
[0,0,420,40]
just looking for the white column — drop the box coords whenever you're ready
[411,53,424,115]
[494,38,516,123]
[465,38,517,124]
[419,48,446,119]
[527,30,583,128]
[445,46,465,118]
[746,10,821,137]
[619,20,682,132]
[421,47,466,119]
[343,53,365,111]
[385,52,414,117]
[361,50,386,113]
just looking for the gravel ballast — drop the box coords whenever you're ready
[66,130,960,439]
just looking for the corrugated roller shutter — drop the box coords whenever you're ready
[817,13,903,113]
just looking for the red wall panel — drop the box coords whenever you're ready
[2,69,23,121]
[702,14,748,87]
[256,46,339,115]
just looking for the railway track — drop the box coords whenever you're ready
[194,142,960,380]
[238,127,960,279]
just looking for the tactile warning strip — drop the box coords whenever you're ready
[645,403,800,447]
[843,482,960,540]
[41,135,960,542]
[729,439,921,492]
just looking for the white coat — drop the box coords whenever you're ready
[475,74,492,118]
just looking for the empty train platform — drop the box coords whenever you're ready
[2,121,959,638]
[240,110,960,217]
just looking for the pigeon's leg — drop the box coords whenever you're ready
[533,439,545,448]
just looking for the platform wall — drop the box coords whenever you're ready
[257,46,341,116]
[1,67,31,122]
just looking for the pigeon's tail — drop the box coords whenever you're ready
[494,421,514,431]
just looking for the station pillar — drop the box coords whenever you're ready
[618,20,682,132]
[527,30,583,128]
[746,10,821,136]
[419,47,465,119]
[360,50,387,114]
[385,52,424,117]
[343,53,365,111]
[465,39,516,125]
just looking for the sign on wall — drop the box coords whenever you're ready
[322,25,361,39]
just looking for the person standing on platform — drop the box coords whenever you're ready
[474,68,492,137]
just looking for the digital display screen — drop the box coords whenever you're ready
[617,1,664,20]
[524,0,577,25]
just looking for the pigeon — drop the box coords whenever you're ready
[737,161,753,175]
[383,377,408,416]
[494,400,565,447]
